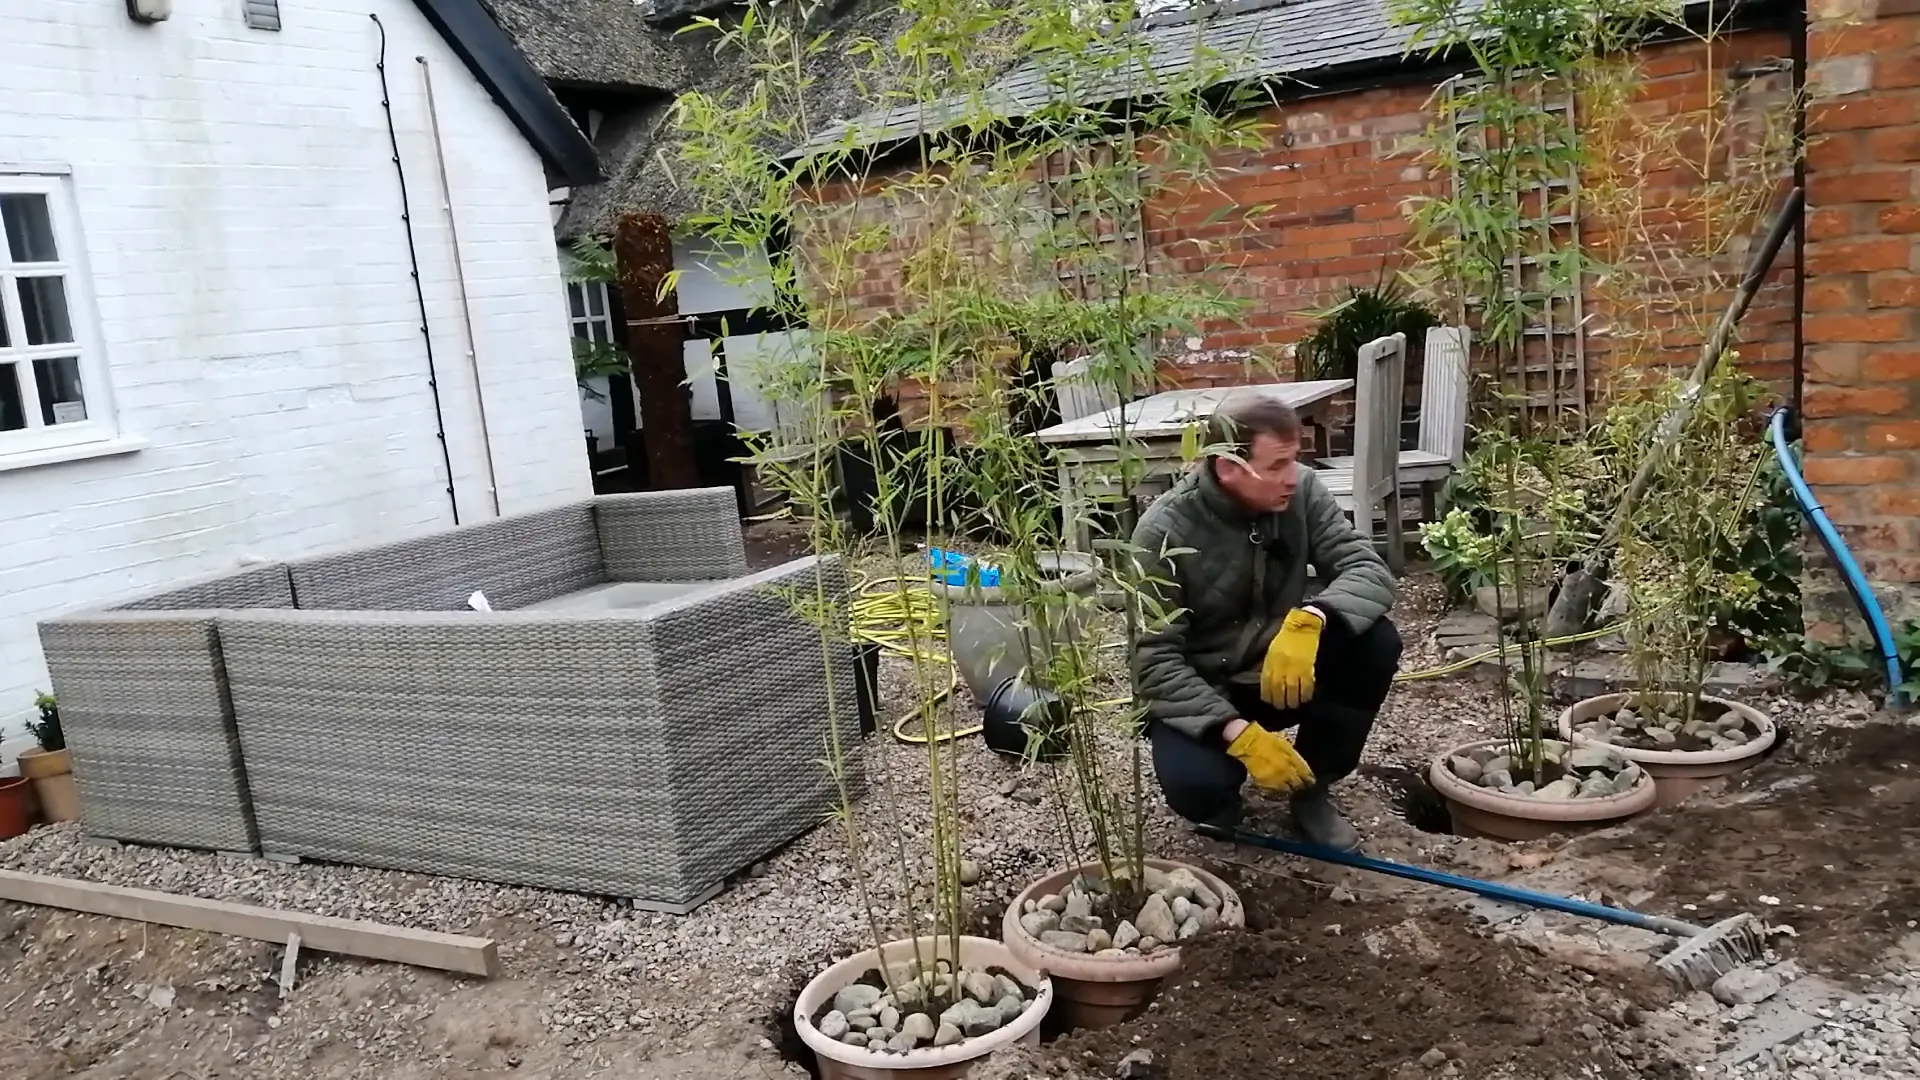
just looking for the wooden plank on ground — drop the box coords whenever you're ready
[0,868,499,977]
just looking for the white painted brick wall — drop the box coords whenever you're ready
[0,0,593,738]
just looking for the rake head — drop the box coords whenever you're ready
[1655,913,1770,990]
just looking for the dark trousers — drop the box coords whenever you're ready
[1152,616,1403,824]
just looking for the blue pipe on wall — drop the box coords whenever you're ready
[1769,407,1908,705]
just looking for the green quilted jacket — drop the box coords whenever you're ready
[1129,461,1397,740]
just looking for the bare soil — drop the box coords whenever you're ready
[1027,718,1920,1080]
[1561,719,1920,978]
[1047,868,1682,1080]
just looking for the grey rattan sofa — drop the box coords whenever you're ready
[39,488,859,912]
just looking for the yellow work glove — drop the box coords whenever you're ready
[1226,723,1316,795]
[1260,608,1324,710]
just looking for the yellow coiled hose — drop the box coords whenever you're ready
[852,574,1631,746]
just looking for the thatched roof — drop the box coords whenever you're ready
[482,0,687,91]
[553,0,940,237]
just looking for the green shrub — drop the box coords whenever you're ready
[28,691,62,753]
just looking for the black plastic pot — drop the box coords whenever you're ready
[853,641,881,739]
[836,428,953,534]
[981,676,1072,762]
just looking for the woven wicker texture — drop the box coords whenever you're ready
[115,563,295,611]
[647,556,862,892]
[37,614,260,852]
[288,502,604,611]
[595,488,750,582]
[218,555,857,906]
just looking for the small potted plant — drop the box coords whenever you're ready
[1428,735,1658,840]
[1561,370,1779,807]
[20,692,79,823]
[1426,435,1657,839]
[0,772,27,840]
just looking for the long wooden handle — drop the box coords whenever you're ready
[1578,184,1806,576]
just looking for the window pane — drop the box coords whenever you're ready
[567,285,586,319]
[0,364,23,431]
[0,194,59,263]
[34,357,85,425]
[586,284,606,318]
[18,276,74,344]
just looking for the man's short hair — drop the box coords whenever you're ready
[1207,393,1302,457]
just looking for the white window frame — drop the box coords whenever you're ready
[564,279,616,345]
[0,170,119,460]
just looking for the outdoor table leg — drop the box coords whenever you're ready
[1058,459,1092,554]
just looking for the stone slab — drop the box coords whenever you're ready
[1716,974,1858,1066]
[1554,657,1776,702]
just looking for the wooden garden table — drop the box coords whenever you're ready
[1033,379,1354,553]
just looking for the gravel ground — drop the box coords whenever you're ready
[0,547,1905,1079]
[1720,961,1920,1078]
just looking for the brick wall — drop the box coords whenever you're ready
[1800,0,1920,639]
[0,0,593,738]
[1580,34,1800,394]
[1144,82,1438,387]
[808,29,1800,414]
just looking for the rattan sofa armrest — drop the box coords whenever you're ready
[36,610,260,852]
[592,488,749,583]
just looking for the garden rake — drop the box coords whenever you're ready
[1199,823,1770,990]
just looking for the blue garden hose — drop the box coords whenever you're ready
[1770,407,1908,705]
[1198,825,1711,937]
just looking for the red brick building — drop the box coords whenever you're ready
[800,0,1919,639]
[1801,0,1920,636]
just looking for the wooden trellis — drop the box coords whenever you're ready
[1037,141,1148,306]
[1448,76,1590,426]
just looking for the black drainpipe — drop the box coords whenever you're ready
[372,12,461,525]
[1790,0,1808,419]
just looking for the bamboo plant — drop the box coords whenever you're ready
[1397,0,1798,770]
[1578,3,1800,736]
[1391,0,1669,777]
[672,0,1273,993]
[931,0,1274,912]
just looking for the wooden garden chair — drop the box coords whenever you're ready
[1317,325,1470,522]
[1314,333,1409,574]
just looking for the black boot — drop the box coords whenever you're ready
[1199,800,1242,831]
[1290,787,1361,852]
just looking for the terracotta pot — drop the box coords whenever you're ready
[0,776,30,841]
[1001,859,1245,1030]
[17,748,79,823]
[1559,692,1777,809]
[1428,739,1659,841]
[794,935,1052,1080]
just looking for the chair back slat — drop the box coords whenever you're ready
[1418,326,1472,463]
[1052,356,1124,422]
[1352,333,1408,505]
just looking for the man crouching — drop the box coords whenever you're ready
[1129,394,1402,852]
